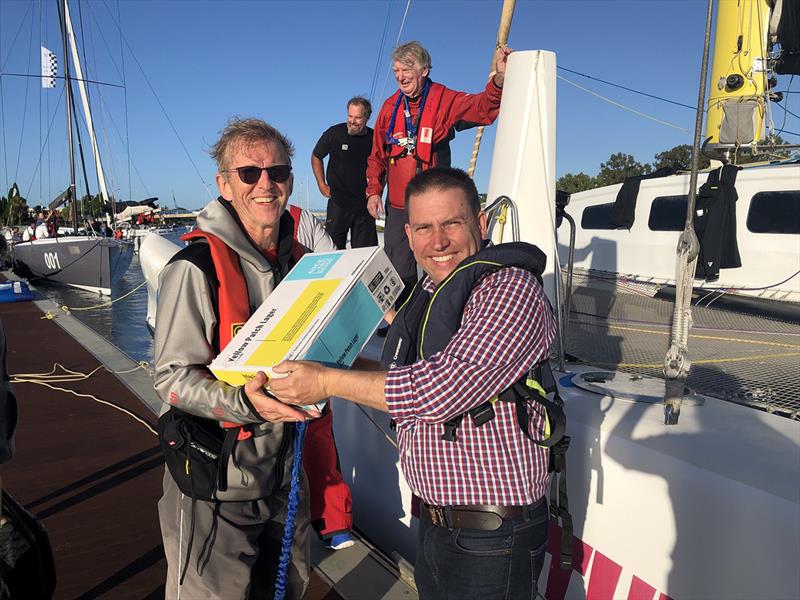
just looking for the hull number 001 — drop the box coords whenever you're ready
[43,251,61,270]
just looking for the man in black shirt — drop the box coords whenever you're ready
[312,97,377,249]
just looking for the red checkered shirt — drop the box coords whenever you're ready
[385,266,556,507]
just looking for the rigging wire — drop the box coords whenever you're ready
[772,74,798,139]
[99,0,213,201]
[117,0,131,206]
[76,0,115,213]
[557,65,696,111]
[0,71,122,88]
[45,0,54,207]
[377,0,413,106]
[0,74,6,194]
[68,76,153,198]
[557,65,798,137]
[558,75,691,132]
[69,86,95,216]
[23,84,65,200]
[774,101,799,121]
[81,0,131,207]
[77,0,101,212]
[39,0,43,204]
[368,1,393,107]
[12,10,35,187]
[0,0,33,71]
[0,0,35,192]
[753,0,780,145]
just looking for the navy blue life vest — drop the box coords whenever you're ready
[381,241,565,446]
[381,241,573,568]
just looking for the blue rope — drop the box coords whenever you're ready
[273,420,308,600]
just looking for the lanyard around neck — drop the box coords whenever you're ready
[386,78,431,151]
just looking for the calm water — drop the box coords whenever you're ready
[34,232,186,365]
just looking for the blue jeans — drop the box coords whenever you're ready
[415,499,548,600]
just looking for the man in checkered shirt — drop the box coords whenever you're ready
[272,166,556,599]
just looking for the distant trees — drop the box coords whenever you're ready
[557,151,654,195]
[653,144,710,171]
[595,152,652,187]
[1,184,29,226]
[557,172,596,194]
[79,193,106,218]
[0,187,118,228]
[556,138,795,194]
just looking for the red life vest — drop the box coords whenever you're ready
[180,204,307,439]
[180,204,306,348]
[181,229,250,348]
[386,82,446,165]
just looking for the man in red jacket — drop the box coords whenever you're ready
[366,41,512,309]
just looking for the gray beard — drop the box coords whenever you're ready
[347,125,367,136]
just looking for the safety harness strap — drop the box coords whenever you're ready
[550,435,573,570]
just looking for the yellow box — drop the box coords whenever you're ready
[210,247,403,405]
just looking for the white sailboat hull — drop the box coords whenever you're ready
[548,366,799,599]
[331,360,800,599]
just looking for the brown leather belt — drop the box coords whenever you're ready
[423,503,530,531]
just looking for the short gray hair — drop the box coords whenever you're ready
[347,96,372,120]
[209,117,294,171]
[391,41,432,70]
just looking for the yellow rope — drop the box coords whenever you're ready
[9,360,150,381]
[59,278,150,313]
[10,361,156,436]
[495,203,508,242]
[579,321,800,350]
[692,352,800,365]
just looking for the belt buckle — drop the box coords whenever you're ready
[429,505,446,528]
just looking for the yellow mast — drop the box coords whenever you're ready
[704,0,772,156]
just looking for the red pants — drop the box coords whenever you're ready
[303,407,352,538]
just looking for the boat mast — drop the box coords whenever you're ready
[58,0,78,234]
[467,0,516,178]
[704,0,772,161]
[63,0,112,220]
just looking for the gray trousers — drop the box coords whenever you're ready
[158,469,310,600]
[384,204,419,306]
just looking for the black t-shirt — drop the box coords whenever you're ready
[313,123,373,209]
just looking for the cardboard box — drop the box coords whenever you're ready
[209,247,403,391]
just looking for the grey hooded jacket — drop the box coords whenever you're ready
[153,197,335,501]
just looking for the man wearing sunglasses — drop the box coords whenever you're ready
[153,118,351,599]
[312,96,377,250]
[366,41,512,315]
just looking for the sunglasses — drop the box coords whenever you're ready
[223,164,292,185]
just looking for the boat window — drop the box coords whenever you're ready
[747,191,800,234]
[648,195,688,231]
[580,203,617,229]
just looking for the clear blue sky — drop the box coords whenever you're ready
[1,0,797,210]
